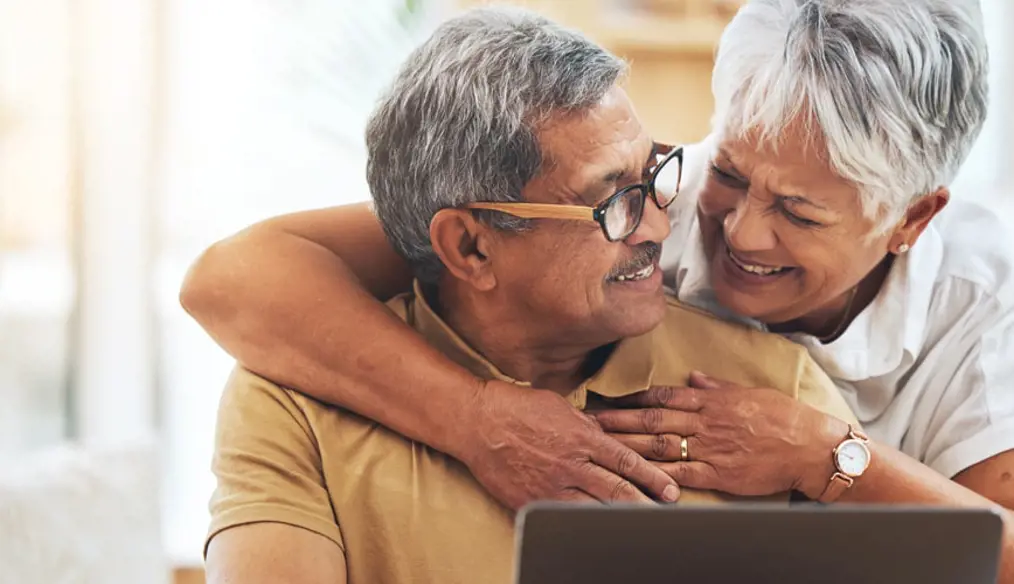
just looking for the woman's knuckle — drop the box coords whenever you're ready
[640,408,664,433]
[651,433,670,459]
[653,386,676,407]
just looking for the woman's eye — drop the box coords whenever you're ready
[784,210,822,228]
[710,164,745,187]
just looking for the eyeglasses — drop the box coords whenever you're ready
[465,144,683,242]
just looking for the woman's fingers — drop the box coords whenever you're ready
[591,407,700,436]
[609,432,686,462]
[464,382,682,509]
[601,386,706,411]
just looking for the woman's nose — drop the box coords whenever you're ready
[723,200,777,252]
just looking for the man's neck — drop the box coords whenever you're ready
[430,283,607,393]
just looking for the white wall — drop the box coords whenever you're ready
[73,0,158,446]
[951,0,1014,218]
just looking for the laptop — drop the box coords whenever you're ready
[514,503,1004,584]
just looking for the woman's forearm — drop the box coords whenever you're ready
[180,212,483,458]
[806,442,1014,582]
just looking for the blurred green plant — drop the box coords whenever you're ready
[397,0,425,27]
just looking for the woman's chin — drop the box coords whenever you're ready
[711,270,794,324]
[699,229,810,323]
[713,285,764,319]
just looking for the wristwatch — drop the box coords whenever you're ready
[817,425,871,503]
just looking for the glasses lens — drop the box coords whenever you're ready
[652,151,682,208]
[603,188,645,240]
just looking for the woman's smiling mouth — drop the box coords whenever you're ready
[717,241,796,285]
[726,247,790,275]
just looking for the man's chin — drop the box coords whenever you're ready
[607,298,667,338]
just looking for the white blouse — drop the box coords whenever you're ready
[661,141,1014,479]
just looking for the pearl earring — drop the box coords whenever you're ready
[897,243,910,254]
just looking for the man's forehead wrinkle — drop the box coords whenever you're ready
[528,98,650,206]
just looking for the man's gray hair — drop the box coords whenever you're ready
[366,7,627,283]
[711,0,989,225]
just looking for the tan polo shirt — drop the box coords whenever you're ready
[207,285,859,584]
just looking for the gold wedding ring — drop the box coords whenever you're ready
[680,436,689,462]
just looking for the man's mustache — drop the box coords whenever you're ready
[607,242,661,278]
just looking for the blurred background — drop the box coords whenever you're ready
[0,0,1011,582]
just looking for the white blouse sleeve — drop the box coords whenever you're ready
[921,299,1014,479]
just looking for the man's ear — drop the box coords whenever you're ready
[429,209,498,291]
[888,187,949,254]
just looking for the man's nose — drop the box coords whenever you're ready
[724,197,777,252]
[625,195,671,245]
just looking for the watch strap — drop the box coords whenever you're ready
[817,472,854,504]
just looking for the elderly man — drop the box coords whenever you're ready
[203,7,858,584]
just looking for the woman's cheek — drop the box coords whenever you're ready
[698,182,738,219]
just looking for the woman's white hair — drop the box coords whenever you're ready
[711,0,989,225]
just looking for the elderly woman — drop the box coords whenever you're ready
[183,0,1014,577]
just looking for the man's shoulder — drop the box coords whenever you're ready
[224,366,299,404]
[655,298,857,423]
[223,366,369,433]
[659,296,809,358]
[645,297,812,392]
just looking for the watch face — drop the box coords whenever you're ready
[836,440,870,477]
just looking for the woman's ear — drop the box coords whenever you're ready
[889,188,949,254]
[429,209,498,291]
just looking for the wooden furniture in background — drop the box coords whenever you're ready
[632,0,743,19]
[174,567,205,584]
